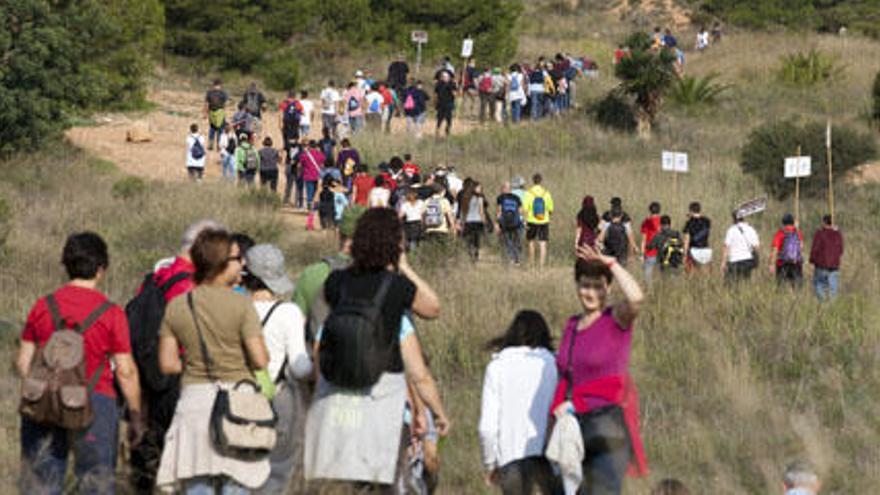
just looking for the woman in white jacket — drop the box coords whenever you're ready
[479,310,560,494]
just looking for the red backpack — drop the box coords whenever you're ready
[478,75,493,94]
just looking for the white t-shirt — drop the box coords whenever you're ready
[300,99,314,125]
[320,88,340,115]
[365,92,384,114]
[186,134,206,168]
[724,222,760,263]
[253,301,312,382]
[399,200,425,223]
[508,73,526,103]
[368,187,391,208]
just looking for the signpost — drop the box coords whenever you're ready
[735,196,768,219]
[784,148,811,225]
[826,119,835,224]
[411,30,428,75]
[461,38,474,59]
[661,151,688,204]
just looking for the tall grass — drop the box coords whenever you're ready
[2,28,880,495]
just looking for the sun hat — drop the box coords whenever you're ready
[339,205,367,238]
[355,70,364,77]
[245,244,294,296]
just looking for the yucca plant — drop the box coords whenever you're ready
[778,49,837,86]
[668,72,731,106]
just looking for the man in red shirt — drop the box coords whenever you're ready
[351,164,375,206]
[769,213,804,286]
[18,232,143,493]
[402,153,421,182]
[639,201,662,283]
[810,214,844,300]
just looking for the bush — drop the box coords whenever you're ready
[777,50,838,87]
[668,73,730,106]
[238,188,282,209]
[257,51,303,93]
[111,176,147,200]
[593,92,637,133]
[741,120,876,199]
[0,196,11,251]
[612,31,678,135]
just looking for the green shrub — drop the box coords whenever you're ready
[668,73,731,106]
[777,50,838,87]
[741,120,876,199]
[612,32,678,135]
[111,176,147,200]
[0,196,11,251]
[593,92,637,133]
[258,51,303,92]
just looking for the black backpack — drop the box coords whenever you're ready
[282,100,302,133]
[661,233,685,269]
[126,271,191,393]
[318,188,335,217]
[603,222,628,261]
[319,273,394,389]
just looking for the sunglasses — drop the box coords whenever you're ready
[227,255,244,263]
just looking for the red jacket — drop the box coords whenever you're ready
[810,227,844,269]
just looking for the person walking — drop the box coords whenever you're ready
[298,90,314,138]
[783,460,821,495]
[204,79,228,151]
[320,81,341,137]
[682,201,712,272]
[550,245,649,495]
[278,90,303,147]
[235,132,260,186]
[403,80,430,139]
[809,214,844,301]
[721,211,760,282]
[299,140,326,209]
[387,55,410,96]
[479,311,559,494]
[218,124,238,182]
[435,71,457,137]
[244,245,313,495]
[639,202,662,283]
[342,82,366,134]
[769,213,805,287]
[241,82,267,137]
[399,188,426,251]
[523,174,554,269]
[364,86,385,130]
[527,64,546,120]
[460,180,488,261]
[507,64,527,124]
[496,182,524,265]
[477,68,496,124]
[155,229,274,492]
[645,215,685,275]
[258,136,280,192]
[186,124,207,182]
[575,195,600,250]
[423,182,458,245]
[18,232,145,494]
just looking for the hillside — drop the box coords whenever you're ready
[2,4,880,495]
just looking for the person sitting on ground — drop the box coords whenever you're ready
[156,229,274,492]
[18,232,144,494]
[244,244,313,495]
[809,214,844,301]
[646,215,685,274]
[479,310,560,495]
[682,201,712,272]
[304,208,449,491]
[550,244,648,495]
[721,211,760,282]
[576,195,600,250]
[783,460,821,495]
[769,213,805,287]
[652,478,692,495]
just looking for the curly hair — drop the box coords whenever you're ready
[351,208,404,272]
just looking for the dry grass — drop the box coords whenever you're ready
[2,20,880,495]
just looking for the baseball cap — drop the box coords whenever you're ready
[245,244,294,296]
[339,205,366,238]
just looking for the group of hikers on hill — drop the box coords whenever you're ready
[16,210,828,495]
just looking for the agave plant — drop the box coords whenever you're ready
[778,49,837,86]
[668,73,731,106]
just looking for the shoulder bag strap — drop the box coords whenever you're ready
[261,301,283,327]
[372,272,395,307]
[564,317,578,401]
[187,292,217,382]
[159,271,192,294]
[45,293,65,331]
[74,301,113,334]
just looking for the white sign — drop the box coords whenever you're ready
[735,196,768,218]
[661,151,688,173]
[411,30,428,43]
[461,38,474,58]
[784,156,811,178]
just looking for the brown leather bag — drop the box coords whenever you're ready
[19,294,112,429]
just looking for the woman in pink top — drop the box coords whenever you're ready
[298,140,325,208]
[551,244,648,495]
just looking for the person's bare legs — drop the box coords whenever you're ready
[538,241,547,269]
[528,240,536,268]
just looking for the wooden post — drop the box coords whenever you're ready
[826,119,835,224]
[794,145,801,226]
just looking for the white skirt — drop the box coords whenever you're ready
[156,383,270,490]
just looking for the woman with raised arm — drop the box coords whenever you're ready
[550,244,648,495]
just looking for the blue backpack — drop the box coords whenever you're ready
[779,231,803,264]
[348,96,360,112]
[532,195,546,221]
[510,75,521,92]
[190,138,205,160]
[369,97,381,113]
[499,196,521,230]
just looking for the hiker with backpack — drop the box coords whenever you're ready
[682,201,712,272]
[318,176,338,231]
[721,211,760,282]
[320,81,342,138]
[231,101,255,139]
[477,68,497,124]
[278,90,303,146]
[387,55,410,97]
[219,124,238,182]
[18,232,145,494]
[258,136,280,192]
[460,180,489,261]
[549,244,648,495]
[300,140,326,210]
[127,219,221,493]
[336,138,361,190]
[576,195,600,250]
[304,208,448,490]
[646,215,685,275]
[400,187,426,251]
[435,70,457,137]
[186,123,207,182]
[479,310,560,494]
[527,62,547,120]
[242,244,314,495]
[241,82,267,137]
[423,182,458,244]
[365,85,385,130]
[507,64,527,124]
[342,81,366,134]
[639,202,663,283]
[283,139,305,208]
[204,79,228,151]
[299,90,314,138]
[599,208,632,265]
[368,175,392,208]
[524,174,554,269]
[496,182,524,265]
[809,214,844,301]
[403,79,430,139]
[769,213,805,287]
[235,132,260,187]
